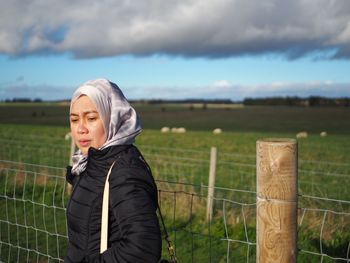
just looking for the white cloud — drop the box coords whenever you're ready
[0,83,74,101]
[123,81,350,100]
[1,0,350,59]
[213,80,232,88]
[1,81,349,101]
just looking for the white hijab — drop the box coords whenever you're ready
[70,78,142,175]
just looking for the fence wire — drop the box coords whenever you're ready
[0,160,349,262]
[0,137,349,262]
[0,163,67,263]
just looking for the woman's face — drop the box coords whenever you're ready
[70,95,107,155]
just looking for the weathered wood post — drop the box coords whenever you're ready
[206,147,217,222]
[65,132,76,194]
[69,134,75,166]
[256,138,298,263]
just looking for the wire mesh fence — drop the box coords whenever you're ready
[0,162,67,263]
[0,136,349,262]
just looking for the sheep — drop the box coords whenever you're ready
[296,131,308,139]
[176,127,187,133]
[171,127,186,133]
[160,127,170,133]
[213,128,222,134]
[320,131,327,137]
[65,132,71,140]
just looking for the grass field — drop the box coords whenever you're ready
[0,103,349,262]
[1,102,350,134]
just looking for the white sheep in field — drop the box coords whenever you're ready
[160,127,170,133]
[170,127,186,133]
[296,131,308,139]
[176,127,187,133]
[171,127,178,133]
[320,131,327,137]
[213,128,222,134]
[65,132,71,140]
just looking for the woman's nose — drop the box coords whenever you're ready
[77,121,88,133]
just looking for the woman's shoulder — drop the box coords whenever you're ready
[109,145,158,204]
[113,145,151,173]
[66,165,79,185]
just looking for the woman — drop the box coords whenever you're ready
[65,78,161,262]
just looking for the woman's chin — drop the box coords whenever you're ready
[79,147,89,155]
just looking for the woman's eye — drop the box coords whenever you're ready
[88,117,97,121]
[70,119,78,123]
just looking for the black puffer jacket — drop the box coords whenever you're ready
[65,145,161,263]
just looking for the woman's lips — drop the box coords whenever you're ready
[79,140,91,147]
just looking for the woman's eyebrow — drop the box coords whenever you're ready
[70,110,99,116]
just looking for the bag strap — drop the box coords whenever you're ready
[157,204,177,263]
[100,160,177,262]
[100,161,116,253]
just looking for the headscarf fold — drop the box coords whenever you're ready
[70,78,142,175]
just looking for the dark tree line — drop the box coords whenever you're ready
[131,99,233,104]
[3,96,350,107]
[243,96,350,107]
[5,98,42,103]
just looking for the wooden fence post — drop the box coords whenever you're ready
[256,138,298,263]
[65,132,76,194]
[206,147,217,222]
[69,135,75,167]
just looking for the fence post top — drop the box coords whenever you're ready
[257,138,297,145]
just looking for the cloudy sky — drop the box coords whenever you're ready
[1,0,350,101]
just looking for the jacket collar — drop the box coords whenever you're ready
[85,144,133,173]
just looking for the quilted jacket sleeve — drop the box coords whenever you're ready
[86,165,162,263]
[66,166,79,186]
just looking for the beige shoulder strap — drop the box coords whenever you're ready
[100,161,116,253]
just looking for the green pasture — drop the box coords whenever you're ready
[0,103,349,262]
[0,102,350,134]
